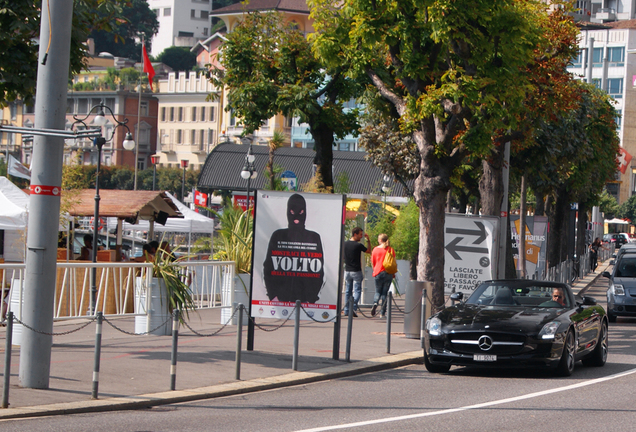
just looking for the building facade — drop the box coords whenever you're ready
[147,0,213,57]
[567,22,636,204]
[155,71,221,170]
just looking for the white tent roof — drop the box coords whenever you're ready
[0,176,29,230]
[605,218,630,225]
[107,191,214,233]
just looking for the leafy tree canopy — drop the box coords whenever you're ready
[89,0,159,61]
[156,46,197,72]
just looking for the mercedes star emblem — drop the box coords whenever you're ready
[478,335,493,351]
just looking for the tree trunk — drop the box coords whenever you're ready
[309,122,334,191]
[479,147,505,216]
[412,131,452,312]
[519,175,527,278]
[267,149,275,190]
[576,201,588,274]
[548,187,570,266]
[535,193,545,216]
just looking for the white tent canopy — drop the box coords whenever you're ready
[605,218,630,225]
[107,191,214,233]
[0,176,29,230]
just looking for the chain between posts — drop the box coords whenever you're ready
[13,316,97,336]
[102,315,172,336]
[180,307,239,337]
[299,304,337,323]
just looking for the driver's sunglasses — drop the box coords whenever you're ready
[553,294,563,299]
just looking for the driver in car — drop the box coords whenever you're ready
[540,287,566,307]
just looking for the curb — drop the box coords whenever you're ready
[0,351,424,420]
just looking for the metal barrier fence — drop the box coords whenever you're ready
[0,260,237,323]
[531,243,615,284]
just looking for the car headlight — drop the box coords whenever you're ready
[611,283,625,296]
[426,317,442,336]
[539,321,560,340]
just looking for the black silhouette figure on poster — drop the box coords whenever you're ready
[263,194,325,303]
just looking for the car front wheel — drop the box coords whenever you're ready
[556,331,575,377]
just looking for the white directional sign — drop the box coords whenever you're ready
[444,214,499,295]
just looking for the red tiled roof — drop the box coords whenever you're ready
[604,19,636,29]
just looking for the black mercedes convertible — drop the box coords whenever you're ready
[424,280,608,376]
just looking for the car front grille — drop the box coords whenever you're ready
[448,332,527,355]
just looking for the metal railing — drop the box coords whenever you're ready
[1,260,237,323]
[531,243,615,284]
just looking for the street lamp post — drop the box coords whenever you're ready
[73,104,135,315]
[181,159,189,203]
[240,144,258,351]
[151,155,160,191]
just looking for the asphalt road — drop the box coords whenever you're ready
[5,276,636,432]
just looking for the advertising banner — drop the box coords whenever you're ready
[510,215,548,278]
[444,214,498,295]
[251,191,345,321]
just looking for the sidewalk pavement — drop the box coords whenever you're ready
[0,262,611,421]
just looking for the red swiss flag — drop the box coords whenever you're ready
[194,190,208,207]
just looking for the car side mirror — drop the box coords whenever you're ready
[582,296,597,306]
[450,292,463,302]
[602,271,611,278]
[609,260,615,266]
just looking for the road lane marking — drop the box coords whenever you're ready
[294,367,636,432]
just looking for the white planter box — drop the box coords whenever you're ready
[135,277,171,336]
[221,273,249,325]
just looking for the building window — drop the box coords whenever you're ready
[191,106,197,122]
[200,106,206,121]
[616,109,622,129]
[203,27,208,36]
[608,78,623,98]
[24,104,35,114]
[191,9,196,18]
[164,7,171,16]
[208,129,215,145]
[592,78,601,90]
[153,8,159,16]
[190,129,196,144]
[201,10,209,19]
[170,107,175,121]
[137,158,145,171]
[160,129,166,142]
[161,107,166,122]
[608,47,624,67]
[200,129,205,146]
[209,106,215,122]
[140,101,148,116]
[67,99,74,113]
[178,107,184,122]
[178,31,194,38]
[592,47,603,67]
[77,99,88,114]
[177,129,183,144]
[105,98,115,112]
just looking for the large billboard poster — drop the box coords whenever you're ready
[444,214,498,295]
[510,215,548,278]
[251,191,345,322]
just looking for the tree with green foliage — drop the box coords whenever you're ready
[89,0,159,61]
[210,11,361,191]
[600,189,620,220]
[156,46,197,72]
[0,0,121,106]
[619,195,636,223]
[311,0,546,309]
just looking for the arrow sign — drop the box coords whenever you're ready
[446,221,487,244]
[445,237,489,260]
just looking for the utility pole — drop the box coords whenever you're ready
[19,0,74,388]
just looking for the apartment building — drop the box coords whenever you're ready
[155,71,221,170]
[147,0,213,57]
[567,21,636,204]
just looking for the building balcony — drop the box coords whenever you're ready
[595,8,616,21]
[161,143,176,153]
[191,143,209,154]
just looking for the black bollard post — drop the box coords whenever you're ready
[345,296,353,362]
[235,304,243,380]
[92,312,103,399]
[2,312,13,408]
[170,309,180,390]
[292,300,301,371]
[386,291,392,353]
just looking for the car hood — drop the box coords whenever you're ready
[437,304,566,334]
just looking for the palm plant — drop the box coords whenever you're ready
[267,129,285,190]
[151,242,196,322]
[212,205,254,275]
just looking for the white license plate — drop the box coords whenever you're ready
[473,354,497,362]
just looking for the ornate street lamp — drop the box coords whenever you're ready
[73,104,135,315]
[150,154,160,191]
[240,145,257,210]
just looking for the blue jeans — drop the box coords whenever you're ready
[343,271,364,313]
[373,271,393,315]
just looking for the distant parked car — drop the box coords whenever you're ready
[604,233,629,247]
[603,251,636,322]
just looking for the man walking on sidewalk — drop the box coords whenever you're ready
[343,227,371,317]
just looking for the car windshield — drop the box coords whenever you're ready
[615,257,636,277]
[466,282,570,308]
